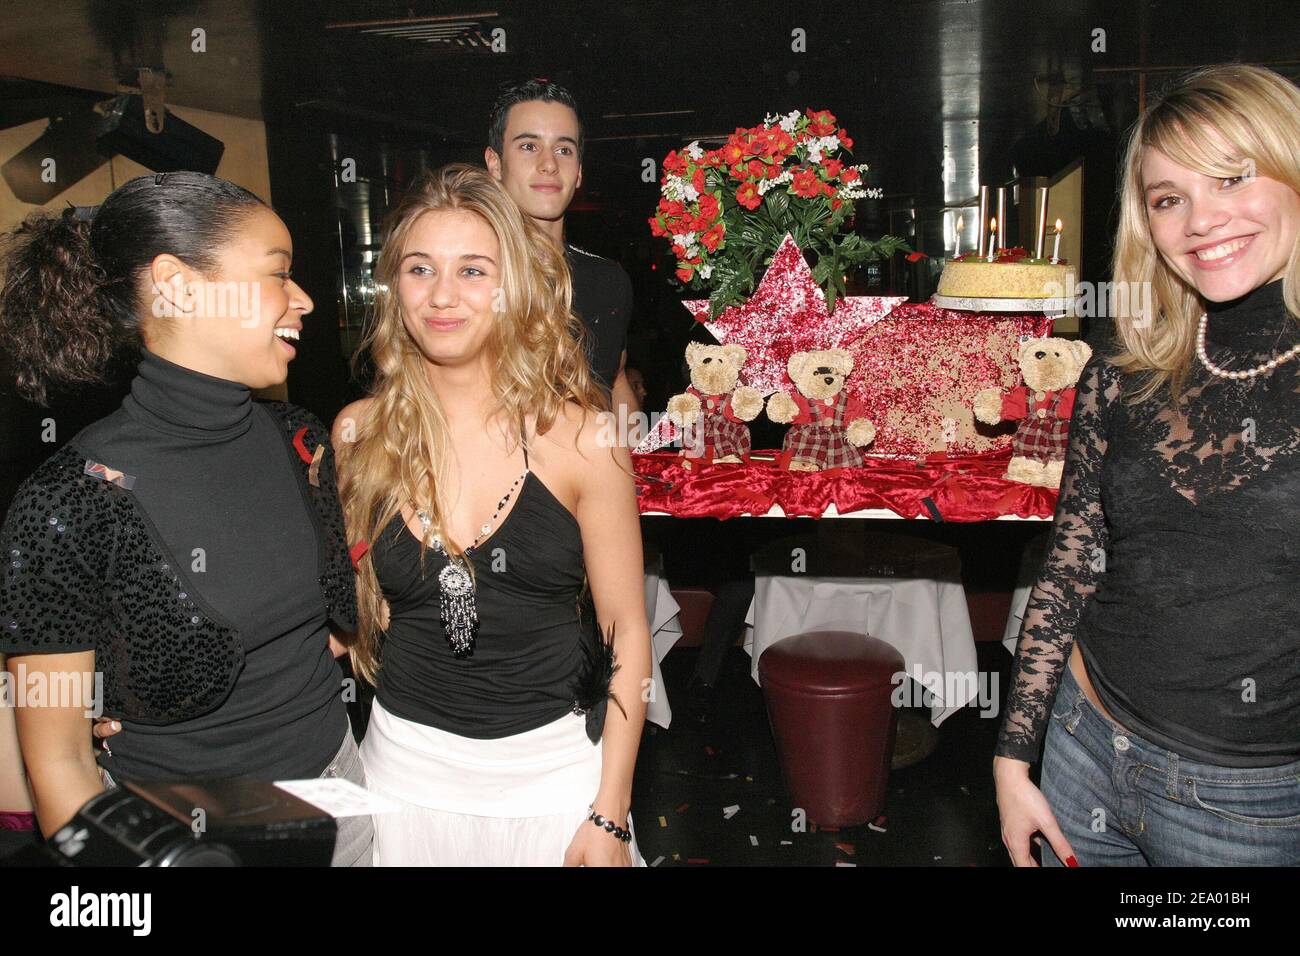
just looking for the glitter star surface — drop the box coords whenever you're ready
[684,234,906,396]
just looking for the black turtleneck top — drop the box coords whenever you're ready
[998,279,1300,767]
[8,351,348,781]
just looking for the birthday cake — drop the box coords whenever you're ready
[937,247,1074,299]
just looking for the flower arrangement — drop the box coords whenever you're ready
[648,108,909,318]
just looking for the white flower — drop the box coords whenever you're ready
[807,143,824,164]
[686,244,700,259]
[663,175,686,201]
[683,183,700,202]
[779,110,800,134]
[685,141,704,160]
[699,263,713,280]
[764,112,779,126]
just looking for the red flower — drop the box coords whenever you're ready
[676,265,694,283]
[822,179,836,197]
[823,158,843,179]
[729,163,748,181]
[658,198,685,217]
[831,198,842,211]
[691,167,707,194]
[837,128,854,150]
[806,109,837,136]
[736,181,762,210]
[747,159,767,180]
[905,251,929,262]
[700,223,725,252]
[649,216,667,237]
[667,214,693,236]
[840,167,860,183]
[663,150,688,176]
[698,194,720,221]
[770,130,796,157]
[703,149,722,167]
[791,168,822,199]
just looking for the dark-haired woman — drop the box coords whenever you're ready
[0,172,372,866]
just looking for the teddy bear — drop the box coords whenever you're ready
[666,342,763,466]
[973,337,1092,487]
[765,348,877,471]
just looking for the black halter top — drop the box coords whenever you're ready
[370,437,604,739]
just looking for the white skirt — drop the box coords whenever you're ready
[361,698,646,867]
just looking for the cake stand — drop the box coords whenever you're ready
[931,293,1070,316]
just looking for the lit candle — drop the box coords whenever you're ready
[996,188,1007,251]
[1034,187,1049,260]
[954,215,964,257]
[1051,218,1062,263]
[977,186,989,257]
[987,217,998,261]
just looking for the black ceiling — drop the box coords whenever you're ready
[2,1,1298,231]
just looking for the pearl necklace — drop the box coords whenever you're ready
[1195,313,1300,381]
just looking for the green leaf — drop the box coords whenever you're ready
[764,189,789,222]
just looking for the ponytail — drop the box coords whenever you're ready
[0,209,117,405]
[0,171,267,405]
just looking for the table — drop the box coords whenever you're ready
[743,533,981,726]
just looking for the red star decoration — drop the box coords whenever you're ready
[684,234,906,396]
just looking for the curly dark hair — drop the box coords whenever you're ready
[0,171,267,405]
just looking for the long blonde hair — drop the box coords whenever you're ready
[338,163,608,683]
[1111,63,1300,407]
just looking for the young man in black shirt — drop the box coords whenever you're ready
[484,79,639,418]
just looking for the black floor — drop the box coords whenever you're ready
[632,640,1016,866]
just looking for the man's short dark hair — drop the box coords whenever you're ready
[487,78,584,159]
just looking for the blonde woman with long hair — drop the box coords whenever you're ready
[994,64,1300,866]
[332,163,650,866]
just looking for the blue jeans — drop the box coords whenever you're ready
[1040,662,1300,866]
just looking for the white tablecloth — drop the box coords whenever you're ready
[745,570,979,726]
[643,568,680,729]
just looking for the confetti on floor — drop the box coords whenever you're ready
[834,861,857,867]
[658,816,668,828]
[933,855,943,861]
[723,804,740,819]
[835,842,856,856]
[749,835,759,846]
[868,815,888,833]
[672,852,681,861]
[780,840,793,846]
[650,856,665,867]
[959,785,970,795]
[675,803,690,814]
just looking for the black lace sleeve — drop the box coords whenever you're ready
[995,351,1122,763]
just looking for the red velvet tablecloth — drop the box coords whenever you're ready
[633,449,1057,521]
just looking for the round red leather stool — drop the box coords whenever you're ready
[758,631,904,827]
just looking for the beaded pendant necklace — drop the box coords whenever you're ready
[415,466,527,658]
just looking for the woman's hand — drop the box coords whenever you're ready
[92,718,122,743]
[562,815,633,867]
[994,755,1077,867]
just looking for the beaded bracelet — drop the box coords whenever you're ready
[587,807,632,843]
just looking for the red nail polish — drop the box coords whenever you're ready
[1066,855,1079,867]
